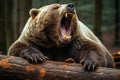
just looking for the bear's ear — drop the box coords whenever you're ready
[29,8,40,19]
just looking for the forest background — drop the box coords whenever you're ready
[0,0,119,55]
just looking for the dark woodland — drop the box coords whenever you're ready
[0,0,119,55]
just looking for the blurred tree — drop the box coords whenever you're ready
[14,0,32,40]
[22,0,32,32]
[94,0,102,40]
[4,0,32,53]
[16,0,21,38]
[5,0,14,53]
[0,1,7,54]
[114,0,120,46]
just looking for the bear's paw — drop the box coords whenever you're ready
[19,47,48,63]
[80,58,98,71]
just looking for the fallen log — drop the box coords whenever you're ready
[0,55,120,80]
[113,51,120,68]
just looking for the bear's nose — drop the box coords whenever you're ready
[67,3,74,12]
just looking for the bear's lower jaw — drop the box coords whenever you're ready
[60,12,74,42]
[60,26,71,42]
[59,35,71,45]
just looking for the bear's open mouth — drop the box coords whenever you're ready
[60,12,74,42]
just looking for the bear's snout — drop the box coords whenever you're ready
[67,3,74,12]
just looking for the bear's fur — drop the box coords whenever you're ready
[8,3,115,71]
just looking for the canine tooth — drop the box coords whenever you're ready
[65,13,68,18]
[64,36,71,39]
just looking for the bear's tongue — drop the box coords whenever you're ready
[60,13,74,41]
[60,26,71,40]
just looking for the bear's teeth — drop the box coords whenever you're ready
[65,13,74,18]
[65,36,71,39]
[64,35,71,41]
[65,13,68,18]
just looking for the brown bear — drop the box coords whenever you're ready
[8,3,115,71]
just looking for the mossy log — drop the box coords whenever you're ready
[0,55,120,80]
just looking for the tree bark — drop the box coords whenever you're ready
[0,0,7,54]
[94,0,102,40]
[114,0,120,46]
[5,0,14,50]
[0,55,119,80]
[21,0,32,32]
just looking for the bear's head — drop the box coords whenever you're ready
[22,3,78,48]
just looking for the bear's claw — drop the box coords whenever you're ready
[24,53,48,63]
[19,47,48,63]
[80,59,98,71]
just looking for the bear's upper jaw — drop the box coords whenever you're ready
[60,12,75,42]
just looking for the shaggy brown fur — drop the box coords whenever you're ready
[8,3,115,71]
